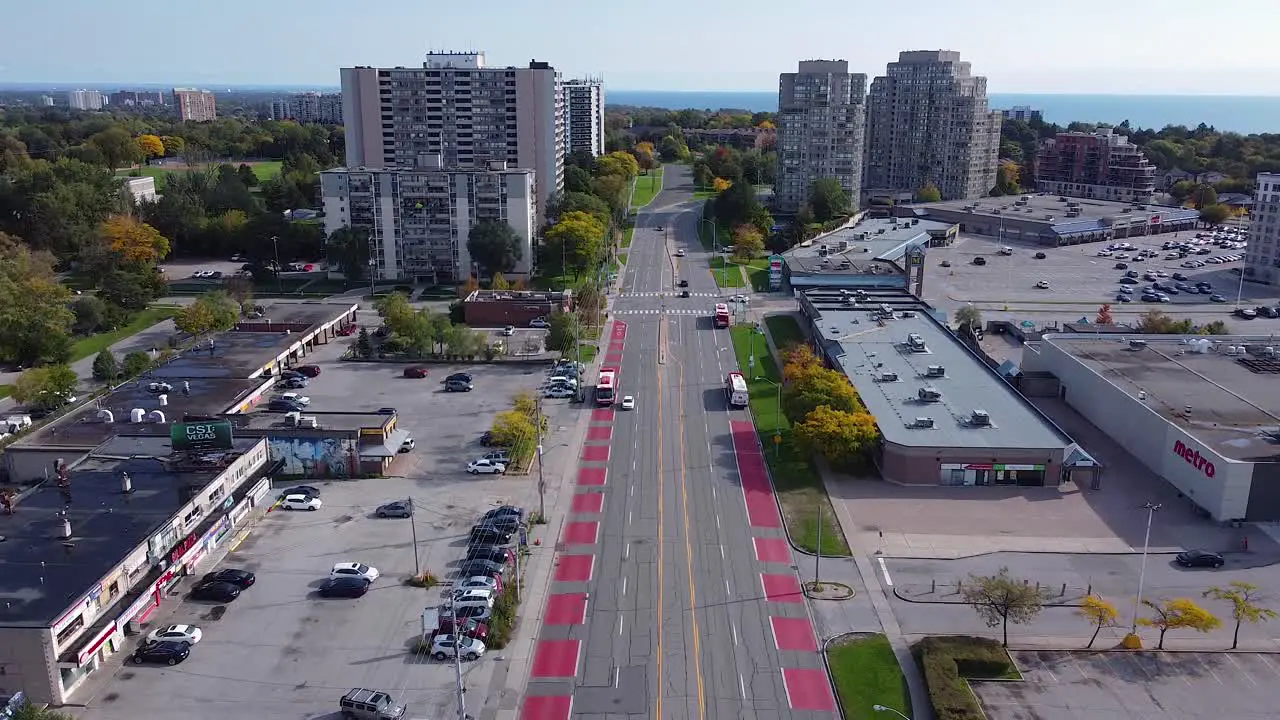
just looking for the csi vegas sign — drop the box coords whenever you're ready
[171,421,234,452]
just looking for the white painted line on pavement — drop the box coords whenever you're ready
[739,673,747,699]
[719,545,725,560]
[731,621,739,646]
[715,514,721,530]
[618,614,624,636]
[622,576,628,597]
[627,510,633,525]
[711,486,717,500]
[615,666,620,688]
[629,485,634,497]
[624,542,630,560]
[877,557,893,587]
[725,579,731,596]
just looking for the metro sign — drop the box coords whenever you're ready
[1173,440,1216,478]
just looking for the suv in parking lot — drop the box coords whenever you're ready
[445,379,473,392]
[340,689,406,720]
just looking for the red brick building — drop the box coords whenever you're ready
[462,290,572,327]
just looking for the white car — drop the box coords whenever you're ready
[457,576,500,593]
[620,396,635,410]
[281,494,322,511]
[430,634,486,661]
[501,326,516,337]
[279,392,310,406]
[675,249,686,257]
[467,458,507,475]
[1035,280,1050,289]
[330,562,379,582]
[544,387,575,399]
[546,376,577,389]
[452,587,496,605]
[147,381,173,394]
[146,624,203,645]
[528,318,550,329]
[730,294,749,303]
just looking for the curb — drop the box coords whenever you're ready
[892,586,1084,609]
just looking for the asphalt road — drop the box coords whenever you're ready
[525,166,833,719]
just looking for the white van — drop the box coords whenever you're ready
[998,246,1014,256]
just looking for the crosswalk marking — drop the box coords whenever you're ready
[612,308,713,316]
[618,291,722,298]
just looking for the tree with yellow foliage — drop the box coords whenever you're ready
[757,120,776,130]
[1076,594,1120,649]
[731,224,765,263]
[1204,581,1277,649]
[595,151,640,180]
[711,177,733,193]
[633,142,658,170]
[136,134,165,160]
[1139,598,1220,649]
[99,215,170,266]
[793,405,880,465]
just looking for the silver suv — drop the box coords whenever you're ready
[339,688,405,720]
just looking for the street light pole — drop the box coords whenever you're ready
[536,395,546,521]
[271,235,282,294]
[872,704,913,720]
[408,496,420,575]
[1130,502,1162,633]
[755,376,782,459]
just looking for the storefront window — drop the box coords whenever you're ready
[55,615,84,646]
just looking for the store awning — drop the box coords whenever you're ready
[360,429,410,459]
[57,615,118,668]
[1064,443,1100,468]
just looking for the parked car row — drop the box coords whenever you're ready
[133,568,257,666]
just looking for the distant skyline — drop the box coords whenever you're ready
[5,0,1280,95]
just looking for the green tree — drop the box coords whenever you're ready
[954,305,983,332]
[564,165,594,194]
[122,350,154,377]
[1076,594,1121,649]
[549,191,611,226]
[11,699,77,720]
[659,135,689,162]
[374,292,416,336]
[1204,582,1276,649]
[92,349,119,382]
[237,163,260,188]
[356,327,373,358]
[99,268,165,311]
[692,161,712,188]
[89,127,141,170]
[0,233,75,365]
[731,224,765,262]
[467,220,523,277]
[807,178,849,223]
[595,151,640,180]
[545,211,607,276]
[174,291,240,336]
[545,311,580,353]
[713,179,763,230]
[1139,598,1221,649]
[914,182,942,203]
[12,364,78,411]
[792,406,880,465]
[1190,184,1218,209]
[961,567,1050,647]
[1199,203,1231,226]
[327,225,371,281]
[591,174,629,218]
[994,160,1022,195]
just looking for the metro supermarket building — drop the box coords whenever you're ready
[1022,334,1280,521]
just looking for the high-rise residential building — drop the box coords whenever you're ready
[173,88,217,121]
[109,90,167,107]
[1247,173,1280,285]
[999,106,1042,123]
[1035,128,1156,203]
[340,52,564,222]
[270,93,343,124]
[561,78,605,157]
[66,90,106,110]
[320,159,536,284]
[38,95,54,107]
[864,50,1001,201]
[775,60,867,213]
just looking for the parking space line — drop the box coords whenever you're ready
[1256,652,1280,679]
[877,557,893,587]
[1197,655,1226,685]
[1224,652,1257,686]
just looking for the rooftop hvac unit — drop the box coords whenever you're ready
[912,417,935,429]
[1266,347,1276,357]
[97,409,114,424]
[918,387,942,402]
[837,240,849,252]
[286,411,302,426]
[147,410,165,423]
[912,218,919,225]
[970,409,991,426]
[926,365,946,377]
[1059,196,1069,202]
[819,245,828,256]
[1240,344,1250,355]
[906,333,928,352]
[877,228,886,234]
[879,372,900,382]
[299,416,319,429]
[130,408,146,423]
[1044,215,1055,221]
[1226,345,1239,355]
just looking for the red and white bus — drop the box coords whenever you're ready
[596,367,618,406]
[725,371,749,408]
[713,303,730,328]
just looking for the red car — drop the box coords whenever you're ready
[403,366,429,379]
[296,365,321,378]
[436,616,489,641]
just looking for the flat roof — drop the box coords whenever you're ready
[15,378,262,449]
[802,289,1071,450]
[0,436,261,627]
[917,194,1200,237]
[230,411,391,433]
[1044,334,1280,461]
[785,216,954,276]
[465,289,568,303]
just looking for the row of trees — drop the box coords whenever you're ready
[781,345,879,465]
[537,149,642,280]
[366,292,497,359]
[964,569,1272,651]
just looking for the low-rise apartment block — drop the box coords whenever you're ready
[320,161,536,284]
[270,92,343,124]
[108,90,167,107]
[1035,128,1156,203]
[173,88,217,122]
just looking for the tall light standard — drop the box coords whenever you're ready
[1129,502,1162,634]
[754,376,782,459]
[872,704,912,720]
[1232,209,1248,310]
[270,235,282,294]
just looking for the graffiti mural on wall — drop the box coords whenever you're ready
[268,437,355,477]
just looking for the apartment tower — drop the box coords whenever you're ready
[1247,173,1280,285]
[1036,128,1156,203]
[173,89,217,122]
[864,50,1000,200]
[775,60,867,213]
[340,52,564,220]
[270,93,343,124]
[561,78,606,157]
[66,90,106,110]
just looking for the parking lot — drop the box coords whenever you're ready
[73,476,529,720]
[920,232,1280,330]
[973,650,1280,720]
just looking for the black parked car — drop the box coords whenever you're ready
[972,256,986,266]
[479,431,496,446]
[202,568,256,588]
[376,500,414,518]
[133,640,190,666]
[445,380,473,392]
[190,581,242,602]
[466,546,513,565]
[319,577,372,598]
[457,559,508,578]
[279,485,321,499]
[445,373,474,384]
[483,505,524,522]
[267,399,305,413]
[1175,549,1225,568]
[477,514,520,533]
[470,526,514,545]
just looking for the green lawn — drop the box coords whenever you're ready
[622,226,635,249]
[765,314,805,349]
[574,343,598,363]
[630,166,664,209]
[121,160,283,190]
[708,257,746,288]
[0,385,11,399]
[744,259,773,292]
[728,324,850,555]
[70,305,182,362]
[617,253,628,266]
[828,635,911,720]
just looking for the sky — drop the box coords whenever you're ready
[4,0,1280,94]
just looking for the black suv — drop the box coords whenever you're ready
[466,545,513,564]
[445,372,473,384]
[678,279,689,288]
[470,525,514,545]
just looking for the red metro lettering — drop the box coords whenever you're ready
[1173,440,1216,478]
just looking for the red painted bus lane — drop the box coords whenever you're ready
[576,467,607,486]
[730,420,783,528]
[770,616,819,651]
[562,521,600,545]
[781,668,837,711]
[570,493,604,514]
[581,444,610,462]
[544,593,589,625]
[761,573,804,603]
[753,537,792,563]
[531,639,582,678]
[520,695,572,720]
[554,554,595,583]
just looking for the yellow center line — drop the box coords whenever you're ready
[676,318,707,720]
[655,317,665,720]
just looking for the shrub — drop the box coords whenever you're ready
[404,571,439,588]
[486,584,520,649]
[914,636,1016,720]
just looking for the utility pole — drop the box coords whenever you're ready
[814,509,823,588]
[536,395,546,521]
[408,496,420,575]
[514,536,523,603]
[451,602,467,720]
[271,235,282,294]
